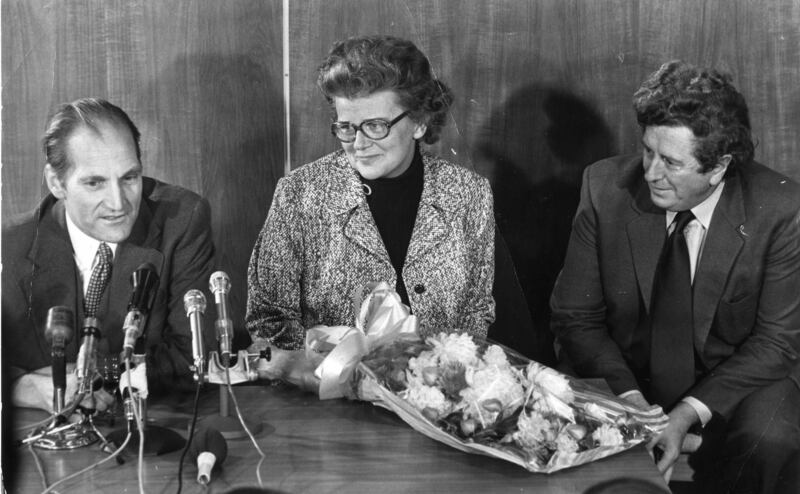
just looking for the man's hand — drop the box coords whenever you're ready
[648,401,699,480]
[11,364,113,414]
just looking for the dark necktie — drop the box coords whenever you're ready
[84,243,112,317]
[649,210,695,407]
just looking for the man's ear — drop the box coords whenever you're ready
[708,154,732,187]
[44,164,67,199]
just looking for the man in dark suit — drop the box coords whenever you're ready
[551,61,800,493]
[2,98,216,411]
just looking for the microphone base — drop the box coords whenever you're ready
[32,423,99,450]
[195,413,263,440]
[107,424,186,455]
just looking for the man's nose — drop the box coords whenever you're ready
[644,156,664,182]
[105,182,125,210]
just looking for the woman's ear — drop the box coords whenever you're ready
[44,164,67,199]
[413,121,427,141]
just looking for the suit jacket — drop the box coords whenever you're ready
[246,150,496,350]
[2,177,216,393]
[551,154,800,418]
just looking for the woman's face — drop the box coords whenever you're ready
[333,90,427,180]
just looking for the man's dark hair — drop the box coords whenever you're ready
[43,98,141,178]
[317,35,453,145]
[633,60,754,173]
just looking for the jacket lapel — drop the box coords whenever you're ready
[329,153,391,265]
[627,182,666,313]
[26,199,82,357]
[693,176,746,351]
[405,156,450,269]
[98,191,165,352]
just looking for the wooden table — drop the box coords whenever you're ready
[6,383,669,493]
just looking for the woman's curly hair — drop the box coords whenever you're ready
[317,35,453,145]
[633,60,754,172]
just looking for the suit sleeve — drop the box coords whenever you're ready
[460,177,496,337]
[690,206,800,417]
[550,166,640,394]
[246,178,306,350]
[146,196,216,393]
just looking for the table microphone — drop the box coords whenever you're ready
[209,271,233,367]
[122,263,160,361]
[45,306,75,414]
[184,289,207,381]
[76,317,101,396]
[189,427,228,485]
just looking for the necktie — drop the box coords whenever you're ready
[649,210,695,407]
[84,243,112,317]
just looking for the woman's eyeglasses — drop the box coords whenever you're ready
[330,111,410,142]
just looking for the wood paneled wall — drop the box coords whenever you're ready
[4,0,800,361]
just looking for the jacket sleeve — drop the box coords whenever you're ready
[146,196,216,393]
[246,177,306,350]
[549,166,640,394]
[460,177,496,338]
[690,206,800,417]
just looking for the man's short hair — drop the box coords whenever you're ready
[633,60,754,173]
[43,98,142,179]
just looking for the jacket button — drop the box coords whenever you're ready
[414,284,426,294]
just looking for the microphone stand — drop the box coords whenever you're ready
[27,392,102,450]
[106,355,187,455]
[197,350,262,440]
[29,306,100,450]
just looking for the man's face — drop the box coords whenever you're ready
[46,123,143,243]
[642,125,729,212]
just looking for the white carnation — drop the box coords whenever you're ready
[527,363,574,402]
[403,383,451,418]
[592,423,624,447]
[482,345,510,368]
[428,332,480,367]
[513,411,557,449]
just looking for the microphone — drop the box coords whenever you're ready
[209,271,233,366]
[76,317,101,395]
[189,427,228,485]
[183,289,207,381]
[121,263,160,361]
[45,306,75,413]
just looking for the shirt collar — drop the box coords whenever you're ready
[665,180,725,230]
[65,213,118,271]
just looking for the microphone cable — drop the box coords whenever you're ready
[39,431,132,494]
[224,365,266,487]
[122,357,146,494]
[27,442,48,491]
[175,379,203,494]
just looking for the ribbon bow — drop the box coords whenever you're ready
[306,282,420,399]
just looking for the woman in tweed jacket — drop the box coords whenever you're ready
[246,35,495,356]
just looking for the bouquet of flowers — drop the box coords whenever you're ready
[306,283,668,473]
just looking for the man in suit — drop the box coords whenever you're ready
[2,98,216,411]
[551,61,800,493]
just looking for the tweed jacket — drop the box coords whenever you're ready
[246,150,495,350]
[550,154,800,418]
[2,177,216,393]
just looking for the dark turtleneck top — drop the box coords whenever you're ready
[360,146,424,306]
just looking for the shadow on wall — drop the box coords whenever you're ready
[136,54,285,350]
[480,85,615,366]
